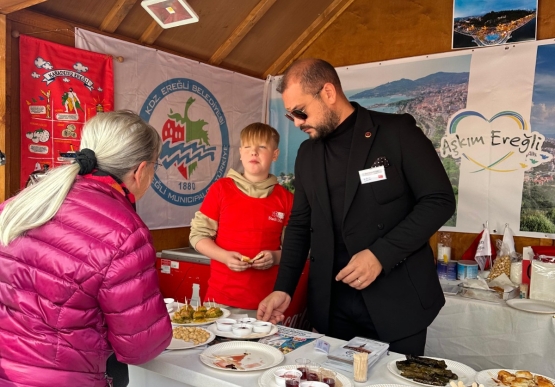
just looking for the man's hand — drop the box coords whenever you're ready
[257,291,291,324]
[335,249,382,289]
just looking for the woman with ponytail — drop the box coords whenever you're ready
[0,111,172,387]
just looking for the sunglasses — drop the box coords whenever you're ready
[284,86,323,122]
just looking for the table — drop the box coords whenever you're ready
[425,295,555,377]
[128,336,408,387]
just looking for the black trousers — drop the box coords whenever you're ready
[328,279,427,356]
[106,353,129,387]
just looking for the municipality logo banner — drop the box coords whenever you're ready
[75,29,264,229]
[140,78,230,207]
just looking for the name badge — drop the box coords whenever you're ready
[359,166,386,184]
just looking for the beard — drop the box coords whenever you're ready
[300,106,341,140]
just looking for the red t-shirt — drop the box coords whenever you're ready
[200,177,293,309]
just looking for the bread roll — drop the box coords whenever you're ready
[535,376,555,387]
[499,370,516,385]
[516,371,534,380]
[510,380,532,387]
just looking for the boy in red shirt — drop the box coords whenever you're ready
[189,123,293,316]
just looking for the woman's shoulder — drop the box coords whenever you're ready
[62,179,147,237]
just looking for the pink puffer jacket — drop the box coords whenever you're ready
[0,177,172,387]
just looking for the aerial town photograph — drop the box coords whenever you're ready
[453,0,537,48]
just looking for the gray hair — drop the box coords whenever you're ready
[0,110,161,246]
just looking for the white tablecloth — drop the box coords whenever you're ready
[425,295,555,377]
[129,336,408,387]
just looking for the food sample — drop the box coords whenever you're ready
[171,304,223,324]
[396,355,458,386]
[241,255,254,263]
[495,370,554,387]
[172,327,211,345]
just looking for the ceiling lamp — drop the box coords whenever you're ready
[141,0,199,29]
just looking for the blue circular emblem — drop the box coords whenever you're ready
[140,78,229,206]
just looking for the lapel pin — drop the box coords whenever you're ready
[365,132,371,138]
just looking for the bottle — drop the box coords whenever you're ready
[438,232,452,263]
[190,283,201,307]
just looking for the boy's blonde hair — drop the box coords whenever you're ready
[240,123,280,149]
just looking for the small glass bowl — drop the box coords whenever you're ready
[237,317,257,324]
[252,321,272,333]
[215,318,237,332]
[231,323,253,336]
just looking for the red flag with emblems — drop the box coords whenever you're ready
[19,35,113,188]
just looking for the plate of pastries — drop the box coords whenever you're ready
[475,369,555,387]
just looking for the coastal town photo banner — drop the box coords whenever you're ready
[76,29,264,230]
[452,0,537,49]
[266,39,555,238]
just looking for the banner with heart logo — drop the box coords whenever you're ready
[266,39,555,237]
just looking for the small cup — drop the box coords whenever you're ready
[238,317,257,324]
[306,363,321,382]
[252,321,272,333]
[274,369,302,387]
[163,298,175,304]
[215,318,237,332]
[320,369,337,387]
[284,370,302,387]
[231,323,253,337]
[299,382,328,387]
[295,358,311,380]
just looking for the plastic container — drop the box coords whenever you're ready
[274,369,302,387]
[437,261,458,280]
[457,260,479,280]
[215,318,237,331]
[231,323,253,337]
[252,321,272,333]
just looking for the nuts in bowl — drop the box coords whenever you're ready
[172,327,211,346]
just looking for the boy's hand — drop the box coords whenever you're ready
[224,251,250,272]
[251,251,274,270]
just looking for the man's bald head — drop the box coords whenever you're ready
[277,58,343,96]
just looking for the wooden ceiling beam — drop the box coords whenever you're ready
[139,20,164,45]
[0,0,46,14]
[99,0,138,33]
[8,10,177,57]
[209,0,277,66]
[263,0,355,78]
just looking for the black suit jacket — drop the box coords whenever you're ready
[274,103,456,342]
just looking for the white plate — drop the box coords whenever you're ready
[170,307,231,326]
[207,322,278,339]
[362,385,414,387]
[387,357,476,387]
[475,369,555,387]
[258,365,353,387]
[505,299,555,314]
[200,341,284,372]
[166,327,216,350]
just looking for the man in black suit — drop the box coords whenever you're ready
[257,58,456,355]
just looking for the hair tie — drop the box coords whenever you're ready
[75,148,97,175]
